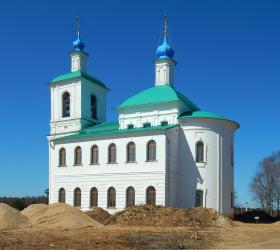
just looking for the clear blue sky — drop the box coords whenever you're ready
[0,0,279,207]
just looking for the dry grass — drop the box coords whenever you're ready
[1,223,280,249]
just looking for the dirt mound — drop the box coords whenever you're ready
[21,204,48,221]
[0,203,30,230]
[21,203,103,229]
[85,207,112,224]
[107,205,233,227]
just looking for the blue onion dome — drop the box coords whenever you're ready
[73,37,85,51]
[73,16,85,51]
[156,36,174,59]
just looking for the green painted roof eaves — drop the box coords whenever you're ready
[179,111,239,127]
[56,122,178,141]
[51,71,110,90]
[118,85,200,110]
[179,111,225,119]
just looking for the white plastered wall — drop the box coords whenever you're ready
[49,132,167,214]
[178,118,237,215]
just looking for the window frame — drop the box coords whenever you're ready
[108,143,117,164]
[59,148,66,167]
[146,186,156,205]
[146,140,156,162]
[143,122,151,128]
[58,188,66,203]
[160,121,168,126]
[195,189,203,207]
[90,145,99,165]
[195,141,204,163]
[74,146,82,166]
[90,94,97,120]
[126,186,135,207]
[62,92,70,118]
[73,187,81,207]
[107,187,116,208]
[127,124,134,130]
[126,142,136,163]
[90,187,98,207]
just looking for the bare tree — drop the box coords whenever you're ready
[250,150,280,215]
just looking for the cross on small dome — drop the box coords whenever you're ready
[156,15,174,59]
[73,16,85,51]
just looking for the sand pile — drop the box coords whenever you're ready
[21,203,103,229]
[0,203,30,230]
[21,204,48,221]
[85,207,112,224]
[106,205,233,227]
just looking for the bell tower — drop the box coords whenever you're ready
[49,17,108,138]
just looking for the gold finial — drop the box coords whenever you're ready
[164,14,168,38]
[76,16,80,38]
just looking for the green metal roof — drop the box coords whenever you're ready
[50,71,110,90]
[179,111,225,119]
[56,122,178,141]
[118,85,200,110]
[179,111,239,127]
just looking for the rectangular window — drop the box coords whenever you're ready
[160,121,168,126]
[127,124,134,130]
[143,122,151,128]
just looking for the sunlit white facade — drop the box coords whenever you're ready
[48,19,239,216]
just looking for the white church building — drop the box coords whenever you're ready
[48,17,239,216]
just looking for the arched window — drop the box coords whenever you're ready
[127,142,136,162]
[147,140,156,161]
[90,145,99,164]
[91,95,97,120]
[196,141,204,163]
[107,187,116,208]
[108,143,117,163]
[62,92,70,117]
[126,186,135,207]
[59,148,66,166]
[58,188,65,203]
[74,146,82,165]
[195,190,203,207]
[90,187,98,207]
[146,186,156,205]
[74,187,81,207]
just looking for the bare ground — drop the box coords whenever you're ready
[1,223,280,249]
